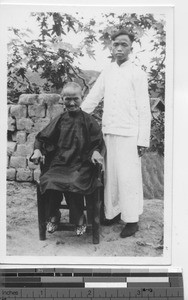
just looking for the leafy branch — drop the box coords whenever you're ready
[7,11,166,155]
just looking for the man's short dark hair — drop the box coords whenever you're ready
[111,29,135,43]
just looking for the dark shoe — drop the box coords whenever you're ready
[46,210,61,233]
[120,222,138,238]
[102,213,121,226]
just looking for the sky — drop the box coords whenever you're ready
[6,6,166,72]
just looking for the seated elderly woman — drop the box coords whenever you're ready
[31,82,104,236]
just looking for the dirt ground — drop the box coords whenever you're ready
[6,181,164,257]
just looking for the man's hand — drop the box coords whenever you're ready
[30,149,45,165]
[137,146,147,157]
[91,150,103,165]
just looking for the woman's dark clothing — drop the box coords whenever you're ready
[34,109,104,196]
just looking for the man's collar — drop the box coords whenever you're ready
[114,60,131,67]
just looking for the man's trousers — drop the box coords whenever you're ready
[104,135,143,223]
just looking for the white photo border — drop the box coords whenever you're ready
[0,4,174,265]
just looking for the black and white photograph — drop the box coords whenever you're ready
[0,4,173,264]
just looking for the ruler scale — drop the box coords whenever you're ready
[0,268,184,300]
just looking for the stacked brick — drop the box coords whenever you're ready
[7,94,64,182]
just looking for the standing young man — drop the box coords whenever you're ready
[81,29,151,238]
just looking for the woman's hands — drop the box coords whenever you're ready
[91,150,104,166]
[30,149,45,164]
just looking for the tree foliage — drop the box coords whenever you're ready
[7,11,166,155]
[150,112,165,156]
[98,12,166,101]
[7,12,93,100]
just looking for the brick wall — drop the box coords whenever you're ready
[7,93,164,199]
[7,94,64,182]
